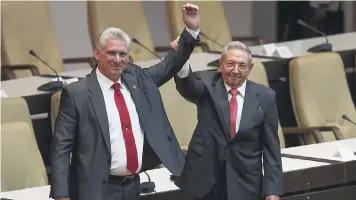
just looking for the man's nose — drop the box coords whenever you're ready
[231,66,239,73]
[114,54,121,63]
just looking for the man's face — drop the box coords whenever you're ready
[219,48,253,88]
[94,38,130,81]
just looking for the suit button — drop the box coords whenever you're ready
[103,180,107,184]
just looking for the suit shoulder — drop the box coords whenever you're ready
[126,62,143,71]
[193,70,216,76]
[124,63,151,79]
[248,80,275,99]
[62,76,89,96]
[192,70,219,81]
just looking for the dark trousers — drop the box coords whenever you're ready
[104,175,140,200]
[196,163,227,200]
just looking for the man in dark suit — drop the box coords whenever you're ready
[50,3,200,200]
[171,40,283,200]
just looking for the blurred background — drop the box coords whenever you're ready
[46,1,356,70]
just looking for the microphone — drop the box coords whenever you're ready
[29,50,64,92]
[342,114,356,126]
[200,31,224,48]
[296,19,332,53]
[140,171,155,194]
[131,38,162,61]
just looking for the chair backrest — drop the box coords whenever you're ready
[289,52,356,144]
[87,1,156,62]
[248,61,286,148]
[165,1,231,52]
[248,61,270,87]
[1,122,48,192]
[1,1,64,77]
[51,91,62,132]
[1,97,33,128]
[159,79,197,149]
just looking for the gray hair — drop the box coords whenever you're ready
[221,41,252,64]
[97,27,131,50]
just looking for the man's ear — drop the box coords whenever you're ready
[94,48,100,60]
[246,63,254,76]
[250,62,254,70]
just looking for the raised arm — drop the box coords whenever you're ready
[143,3,200,87]
[169,27,205,104]
[174,68,205,104]
[145,29,199,87]
[261,91,283,199]
[50,87,77,199]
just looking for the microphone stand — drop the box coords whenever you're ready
[296,19,332,53]
[29,50,64,92]
[131,38,162,61]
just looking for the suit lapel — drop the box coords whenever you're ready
[238,81,260,133]
[88,70,111,153]
[212,78,231,140]
[121,72,148,126]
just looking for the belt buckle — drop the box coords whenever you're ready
[121,174,135,184]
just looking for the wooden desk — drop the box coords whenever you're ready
[282,138,356,162]
[2,157,341,200]
[249,32,356,57]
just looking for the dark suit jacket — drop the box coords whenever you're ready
[50,29,199,200]
[174,70,283,200]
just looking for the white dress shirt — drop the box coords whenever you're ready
[177,67,246,133]
[96,27,199,175]
[97,68,144,175]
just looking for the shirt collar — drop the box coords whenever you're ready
[224,79,246,98]
[96,68,123,91]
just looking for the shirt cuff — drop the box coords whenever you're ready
[177,59,191,78]
[185,27,200,40]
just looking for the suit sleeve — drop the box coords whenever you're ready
[143,29,199,87]
[174,68,205,104]
[50,87,77,198]
[262,91,283,196]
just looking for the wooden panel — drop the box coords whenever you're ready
[282,184,356,200]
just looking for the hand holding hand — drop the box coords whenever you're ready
[170,36,180,51]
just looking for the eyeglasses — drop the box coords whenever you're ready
[223,61,249,71]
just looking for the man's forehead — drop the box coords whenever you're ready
[227,48,247,55]
[224,49,248,60]
[104,39,128,51]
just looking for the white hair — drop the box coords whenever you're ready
[97,27,131,50]
[221,41,252,64]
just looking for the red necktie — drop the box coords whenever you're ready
[229,89,239,137]
[112,83,138,174]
